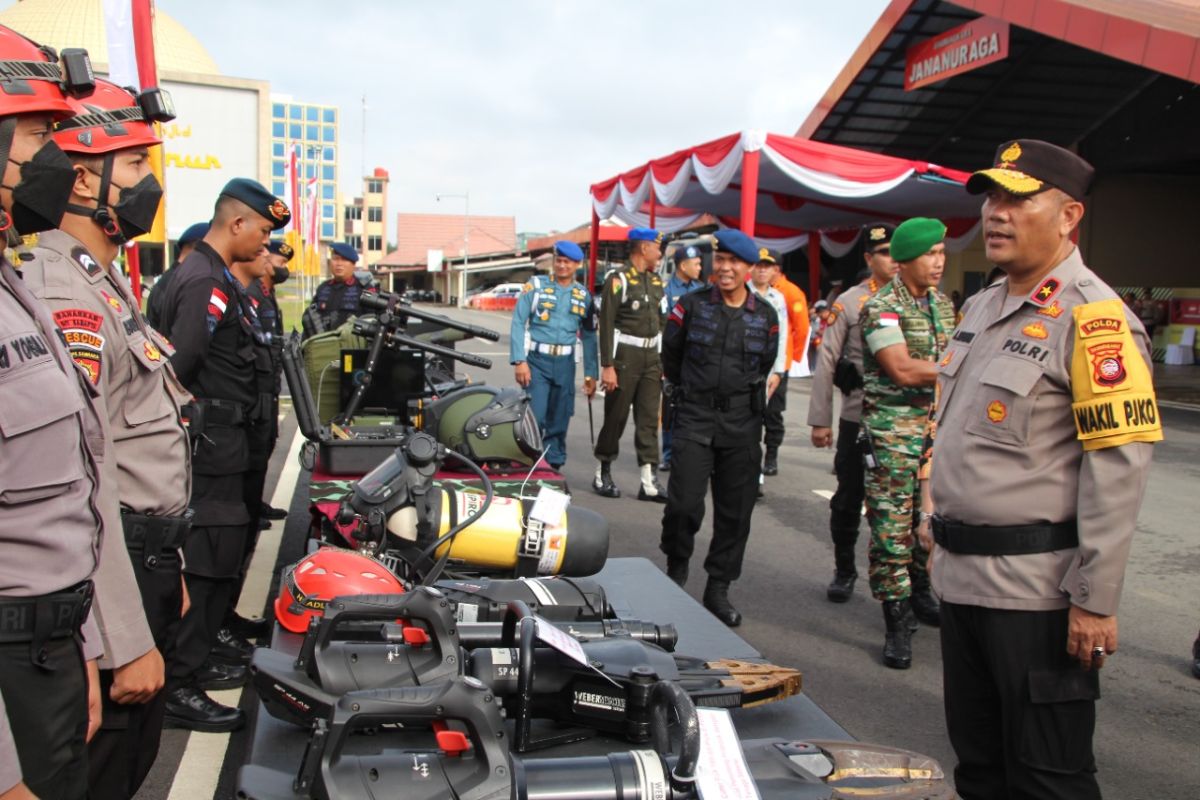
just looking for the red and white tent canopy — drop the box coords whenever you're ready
[589,130,982,257]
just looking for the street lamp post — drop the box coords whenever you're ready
[436,191,469,307]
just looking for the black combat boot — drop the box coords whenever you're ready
[666,558,689,587]
[592,462,621,498]
[910,574,941,627]
[703,579,742,627]
[211,627,255,665]
[826,544,857,603]
[882,600,915,669]
[226,611,272,640]
[762,447,779,476]
[164,685,245,732]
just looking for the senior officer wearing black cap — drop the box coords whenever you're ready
[301,241,366,339]
[146,221,209,330]
[156,178,289,732]
[808,223,898,603]
[921,140,1161,798]
[660,229,779,626]
[593,227,669,501]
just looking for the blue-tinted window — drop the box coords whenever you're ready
[271,161,284,177]
[306,106,319,121]
[272,121,285,137]
[322,165,334,181]
[322,125,335,142]
[272,181,285,196]
[289,104,301,119]
[321,183,334,200]
[322,202,334,219]
[272,103,285,119]
[322,222,335,240]
[289,123,301,139]
[323,146,335,161]
[306,124,318,141]
[272,142,284,157]
[323,108,335,123]
[305,163,316,180]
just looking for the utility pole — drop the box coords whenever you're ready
[436,191,470,307]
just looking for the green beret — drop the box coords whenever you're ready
[890,217,947,263]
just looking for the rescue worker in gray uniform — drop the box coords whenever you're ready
[0,29,142,800]
[808,223,897,602]
[19,78,194,799]
[593,226,667,501]
[925,140,1161,798]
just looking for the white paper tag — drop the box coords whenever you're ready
[694,707,761,800]
[528,485,570,526]
[533,614,588,666]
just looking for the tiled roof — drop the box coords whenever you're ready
[381,213,517,266]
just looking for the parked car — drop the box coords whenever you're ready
[468,282,524,308]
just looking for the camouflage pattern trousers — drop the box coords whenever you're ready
[865,448,930,602]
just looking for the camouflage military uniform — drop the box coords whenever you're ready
[860,277,955,601]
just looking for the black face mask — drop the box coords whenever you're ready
[110,173,163,243]
[3,142,76,234]
[271,265,290,284]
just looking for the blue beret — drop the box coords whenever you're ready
[220,178,290,230]
[628,227,662,244]
[676,245,701,262]
[712,229,760,264]
[554,240,584,262]
[178,222,209,245]
[268,239,294,261]
[329,242,359,263]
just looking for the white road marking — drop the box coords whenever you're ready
[166,425,305,799]
[812,489,834,500]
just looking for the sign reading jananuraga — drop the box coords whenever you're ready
[905,17,1010,91]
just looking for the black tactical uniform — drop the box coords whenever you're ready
[660,285,778,626]
[156,241,271,724]
[301,276,364,339]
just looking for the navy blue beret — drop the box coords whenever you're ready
[713,229,760,264]
[676,245,701,262]
[628,227,662,244]
[554,240,584,262]
[220,178,290,230]
[178,221,209,245]
[268,239,294,261]
[329,242,359,263]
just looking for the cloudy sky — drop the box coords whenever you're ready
[160,1,889,233]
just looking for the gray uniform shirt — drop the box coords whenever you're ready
[18,230,177,669]
[0,258,105,788]
[807,278,882,427]
[930,248,1157,616]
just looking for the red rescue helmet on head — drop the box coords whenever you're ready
[0,26,94,120]
[275,548,405,633]
[53,78,174,154]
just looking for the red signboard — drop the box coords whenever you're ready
[905,17,1010,91]
[1171,298,1200,325]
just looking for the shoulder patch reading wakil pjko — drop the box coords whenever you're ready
[1069,298,1162,451]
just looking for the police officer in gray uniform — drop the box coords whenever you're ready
[0,29,138,799]
[19,77,195,799]
[808,223,897,602]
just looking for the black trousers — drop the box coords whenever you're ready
[228,414,277,616]
[941,602,1101,800]
[659,437,761,582]
[0,636,88,800]
[829,418,865,542]
[88,552,182,799]
[762,375,788,451]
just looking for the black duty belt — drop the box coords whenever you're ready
[683,391,753,411]
[121,510,193,570]
[199,398,245,427]
[0,581,94,653]
[931,516,1079,556]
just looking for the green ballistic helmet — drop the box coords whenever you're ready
[423,386,542,466]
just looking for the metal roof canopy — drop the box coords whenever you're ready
[797,0,1200,175]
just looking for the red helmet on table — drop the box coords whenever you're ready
[275,549,405,633]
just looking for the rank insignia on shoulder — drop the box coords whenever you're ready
[1022,321,1049,339]
[1036,301,1064,318]
[986,400,1007,423]
[70,246,101,277]
[144,341,162,361]
[99,289,123,313]
[1030,277,1061,306]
